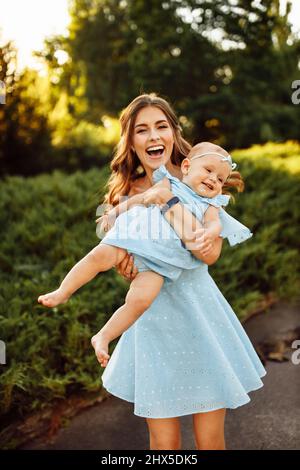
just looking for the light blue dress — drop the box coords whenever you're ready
[100,165,253,282]
[100,165,267,418]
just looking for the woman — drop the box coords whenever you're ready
[99,93,266,450]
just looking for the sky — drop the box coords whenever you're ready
[0,0,299,73]
[0,0,70,72]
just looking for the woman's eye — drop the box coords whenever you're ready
[205,168,211,173]
[158,125,168,129]
[137,129,146,133]
[218,178,223,183]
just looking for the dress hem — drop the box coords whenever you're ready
[102,370,267,419]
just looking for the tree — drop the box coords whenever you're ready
[42,0,300,148]
[0,41,53,176]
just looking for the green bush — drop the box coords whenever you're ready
[0,141,299,433]
[211,140,300,315]
[0,167,127,428]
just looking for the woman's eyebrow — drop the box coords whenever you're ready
[135,119,168,128]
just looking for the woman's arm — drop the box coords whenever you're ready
[126,183,222,264]
[96,178,171,232]
[161,198,223,264]
[109,179,222,274]
[121,183,223,265]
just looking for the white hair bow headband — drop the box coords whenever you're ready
[190,152,237,171]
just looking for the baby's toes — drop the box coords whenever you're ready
[100,353,110,365]
[98,350,107,361]
[39,295,56,307]
[101,358,109,368]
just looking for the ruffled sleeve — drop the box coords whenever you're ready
[152,165,177,184]
[199,194,230,208]
[219,208,253,246]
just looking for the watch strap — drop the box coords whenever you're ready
[160,196,180,215]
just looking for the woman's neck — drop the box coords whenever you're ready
[143,161,183,186]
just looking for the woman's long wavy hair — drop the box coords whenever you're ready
[102,93,244,209]
[102,93,191,208]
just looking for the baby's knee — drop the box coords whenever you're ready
[90,243,123,266]
[125,289,153,313]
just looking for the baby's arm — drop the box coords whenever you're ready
[203,206,222,238]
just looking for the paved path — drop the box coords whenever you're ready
[22,302,300,450]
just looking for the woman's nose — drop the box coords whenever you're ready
[149,128,160,140]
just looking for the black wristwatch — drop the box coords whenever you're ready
[160,196,180,215]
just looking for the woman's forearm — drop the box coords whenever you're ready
[124,187,221,265]
[197,237,223,265]
[163,202,222,264]
[115,193,145,216]
[164,202,202,241]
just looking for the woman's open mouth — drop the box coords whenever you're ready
[146,145,165,158]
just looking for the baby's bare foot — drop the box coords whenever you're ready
[91,333,110,368]
[37,289,69,308]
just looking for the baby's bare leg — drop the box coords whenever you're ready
[91,271,164,367]
[38,243,127,308]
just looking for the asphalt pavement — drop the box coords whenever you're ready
[21,302,300,450]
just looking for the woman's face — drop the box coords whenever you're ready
[132,106,175,173]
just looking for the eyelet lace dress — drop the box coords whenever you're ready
[100,165,267,418]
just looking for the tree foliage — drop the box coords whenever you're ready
[42,0,300,148]
[0,42,53,176]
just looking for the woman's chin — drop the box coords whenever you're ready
[146,153,168,167]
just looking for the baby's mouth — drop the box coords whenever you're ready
[202,182,214,190]
[146,145,165,157]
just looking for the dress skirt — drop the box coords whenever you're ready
[101,263,267,418]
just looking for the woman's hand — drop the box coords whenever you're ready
[189,230,223,265]
[95,208,117,233]
[115,252,139,282]
[187,228,214,256]
[141,178,173,207]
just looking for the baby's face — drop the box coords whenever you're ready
[181,155,231,198]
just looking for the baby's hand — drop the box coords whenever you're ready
[37,288,69,308]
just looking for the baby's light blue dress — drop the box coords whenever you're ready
[100,165,253,282]
[100,165,267,418]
